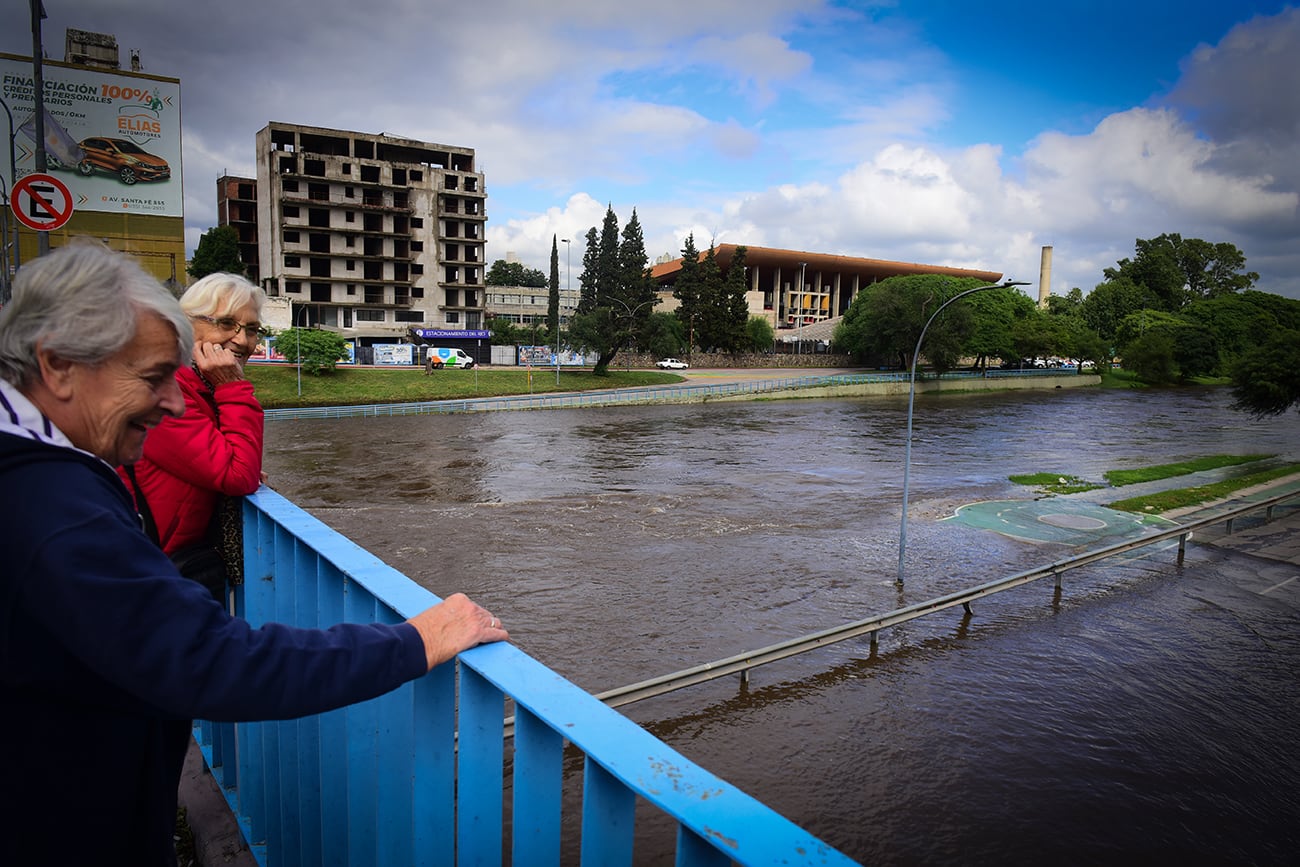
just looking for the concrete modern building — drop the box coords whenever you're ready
[650,244,1003,331]
[216,175,259,283]
[484,286,582,329]
[249,122,487,348]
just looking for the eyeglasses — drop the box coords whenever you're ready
[190,314,267,339]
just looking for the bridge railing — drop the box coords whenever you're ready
[195,487,857,866]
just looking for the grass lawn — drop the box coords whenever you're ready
[246,363,684,409]
[1106,462,1300,513]
[1104,454,1272,487]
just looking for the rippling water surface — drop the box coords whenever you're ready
[263,385,1300,864]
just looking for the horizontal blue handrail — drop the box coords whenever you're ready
[266,368,1083,420]
[195,488,858,866]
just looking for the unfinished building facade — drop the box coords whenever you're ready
[253,122,487,346]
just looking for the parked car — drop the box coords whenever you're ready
[656,358,689,370]
[76,137,171,185]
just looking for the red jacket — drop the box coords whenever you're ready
[120,366,264,554]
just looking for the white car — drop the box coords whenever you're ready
[656,358,689,370]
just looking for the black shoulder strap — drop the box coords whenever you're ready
[124,464,163,547]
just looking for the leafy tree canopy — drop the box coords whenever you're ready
[1103,233,1257,312]
[568,206,655,374]
[1231,329,1300,417]
[486,259,547,287]
[276,328,350,375]
[188,225,245,281]
[744,316,775,352]
[834,274,993,371]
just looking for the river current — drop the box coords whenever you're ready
[262,385,1300,864]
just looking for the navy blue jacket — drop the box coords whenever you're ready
[0,432,427,866]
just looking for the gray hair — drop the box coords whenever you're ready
[180,271,265,320]
[0,242,192,388]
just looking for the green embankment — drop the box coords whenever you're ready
[247,364,682,409]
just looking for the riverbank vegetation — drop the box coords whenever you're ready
[1106,462,1300,514]
[1009,454,1300,513]
[832,233,1300,418]
[1103,455,1272,486]
[246,364,683,409]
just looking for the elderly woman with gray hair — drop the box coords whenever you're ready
[0,242,507,866]
[119,270,267,601]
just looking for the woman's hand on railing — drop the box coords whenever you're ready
[406,592,508,670]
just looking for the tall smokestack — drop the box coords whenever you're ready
[1038,246,1053,309]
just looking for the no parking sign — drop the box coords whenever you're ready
[11,173,75,232]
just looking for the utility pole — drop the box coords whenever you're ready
[30,0,49,257]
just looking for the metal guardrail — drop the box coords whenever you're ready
[264,368,1082,419]
[586,488,1300,710]
[196,488,857,866]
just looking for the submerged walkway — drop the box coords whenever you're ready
[948,463,1300,564]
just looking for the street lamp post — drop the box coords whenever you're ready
[559,238,570,386]
[294,303,310,397]
[897,280,1029,584]
[0,96,17,303]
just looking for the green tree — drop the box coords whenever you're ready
[1080,277,1156,348]
[716,245,752,353]
[187,226,244,280]
[835,274,986,371]
[547,236,561,346]
[744,316,775,352]
[641,311,687,357]
[487,316,529,346]
[277,328,350,375]
[693,244,726,351]
[1122,332,1179,384]
[672,233,702,350]
[485,259,547,287]
[577,226,599,311]
[1104,234,1257,311]
[965,287,1038,368]
[1231,330,1300,417]
[1180,293,1278,363]
[568,206,655,375]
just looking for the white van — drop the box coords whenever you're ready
[425,347,476,371]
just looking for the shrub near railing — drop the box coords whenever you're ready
[195,488,859,866]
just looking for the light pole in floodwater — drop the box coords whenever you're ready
[897,280,1029,584]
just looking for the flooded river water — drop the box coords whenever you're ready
[263,385,1300,864]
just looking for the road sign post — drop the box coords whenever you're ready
[11,172,75,233]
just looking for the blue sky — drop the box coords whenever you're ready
[4,0,1298,299]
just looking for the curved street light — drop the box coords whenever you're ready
[608,295,656,371]
[897,280,1030,584]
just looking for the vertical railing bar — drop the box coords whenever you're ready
[412,661,456,867]
[457,666,506,867]
[512,708,564,867]
[675,824,733,866]
[581,758,635,865]
[317,551,349,867]
[343,588,382,864]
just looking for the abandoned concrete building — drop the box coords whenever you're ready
[220,122,487,348]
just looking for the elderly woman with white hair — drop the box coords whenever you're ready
[120,270,267,601]
[0,242,507,866]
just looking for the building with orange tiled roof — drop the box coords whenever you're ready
[649,244,1002,331]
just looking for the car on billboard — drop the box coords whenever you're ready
[75,137,170,185]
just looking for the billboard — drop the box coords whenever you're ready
[1,53,182,217]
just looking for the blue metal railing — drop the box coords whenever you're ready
[195,488,857,866]
[265,368,1083,420]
